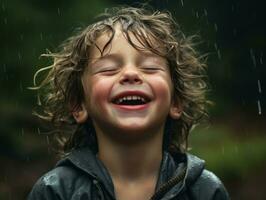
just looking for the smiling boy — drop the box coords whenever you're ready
[28,6,230,200]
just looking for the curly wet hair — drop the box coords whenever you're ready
[32,6,209,155]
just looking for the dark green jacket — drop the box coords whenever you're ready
[28,147,230,199]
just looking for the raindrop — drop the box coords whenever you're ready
[40,33,43,40]
[257,100,262,115]
[217,49,222,60]
[195,11,199,18]
[18,52,22,60]
[57,8,60,16]
[46,135,50,145]
[3,64,6,73]
[37,127,41,135]
[2,3,5,11]
[250,48,256,68]
[21,128,25,136]
[180,0,184,7]
[4,17,7,24]
[257,80,262,93]
[214,23,218,32]
[204,9,208,17]
[214,43,218,50]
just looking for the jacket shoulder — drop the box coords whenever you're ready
[27,166,93,200]
[188,169,230,200]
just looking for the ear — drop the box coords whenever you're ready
[169,99,183,120]
[72,104,88,124]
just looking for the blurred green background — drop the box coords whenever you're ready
[0,0,265,199]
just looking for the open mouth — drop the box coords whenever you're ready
[112,95,151,106]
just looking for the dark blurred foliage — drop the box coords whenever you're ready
[0,0,265,199]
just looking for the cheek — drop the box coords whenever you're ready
[89,78,112,105]
[150,76,173,101]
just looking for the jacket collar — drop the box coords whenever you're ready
[57,147,205,199]
[57,147,115,197]
[155,151,205,199]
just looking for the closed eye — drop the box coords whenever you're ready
[141,66,165,73]
[94,67,119,75]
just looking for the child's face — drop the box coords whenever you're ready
[73,25,182,138]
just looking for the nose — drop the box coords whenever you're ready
[119,66,143,85]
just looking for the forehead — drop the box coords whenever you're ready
[88,23,165,60]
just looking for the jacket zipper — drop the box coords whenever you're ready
[149,167,187,200]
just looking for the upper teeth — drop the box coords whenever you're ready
[116,96,146,104]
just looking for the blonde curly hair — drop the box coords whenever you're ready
[32,6,209,154]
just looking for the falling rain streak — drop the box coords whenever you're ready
[180,0,184,7]
[214,23,218,32]
[204,9,208,17]
[214,43,221,60]
[18,52,22,60]
[195,11,199,18]
[257,80,262,93]
[46,136,50,145]
[257,100,262,115]
[250,49,256,68]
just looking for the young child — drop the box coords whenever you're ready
[28,6,229,200]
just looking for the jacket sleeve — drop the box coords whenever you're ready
[27,166,94,200]
[189,169,230,200]
[27,177,60,200]
[27,171,64,200]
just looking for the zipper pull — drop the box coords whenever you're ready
[149,167,186,200]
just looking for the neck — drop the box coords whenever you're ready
[96,128,164,182]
